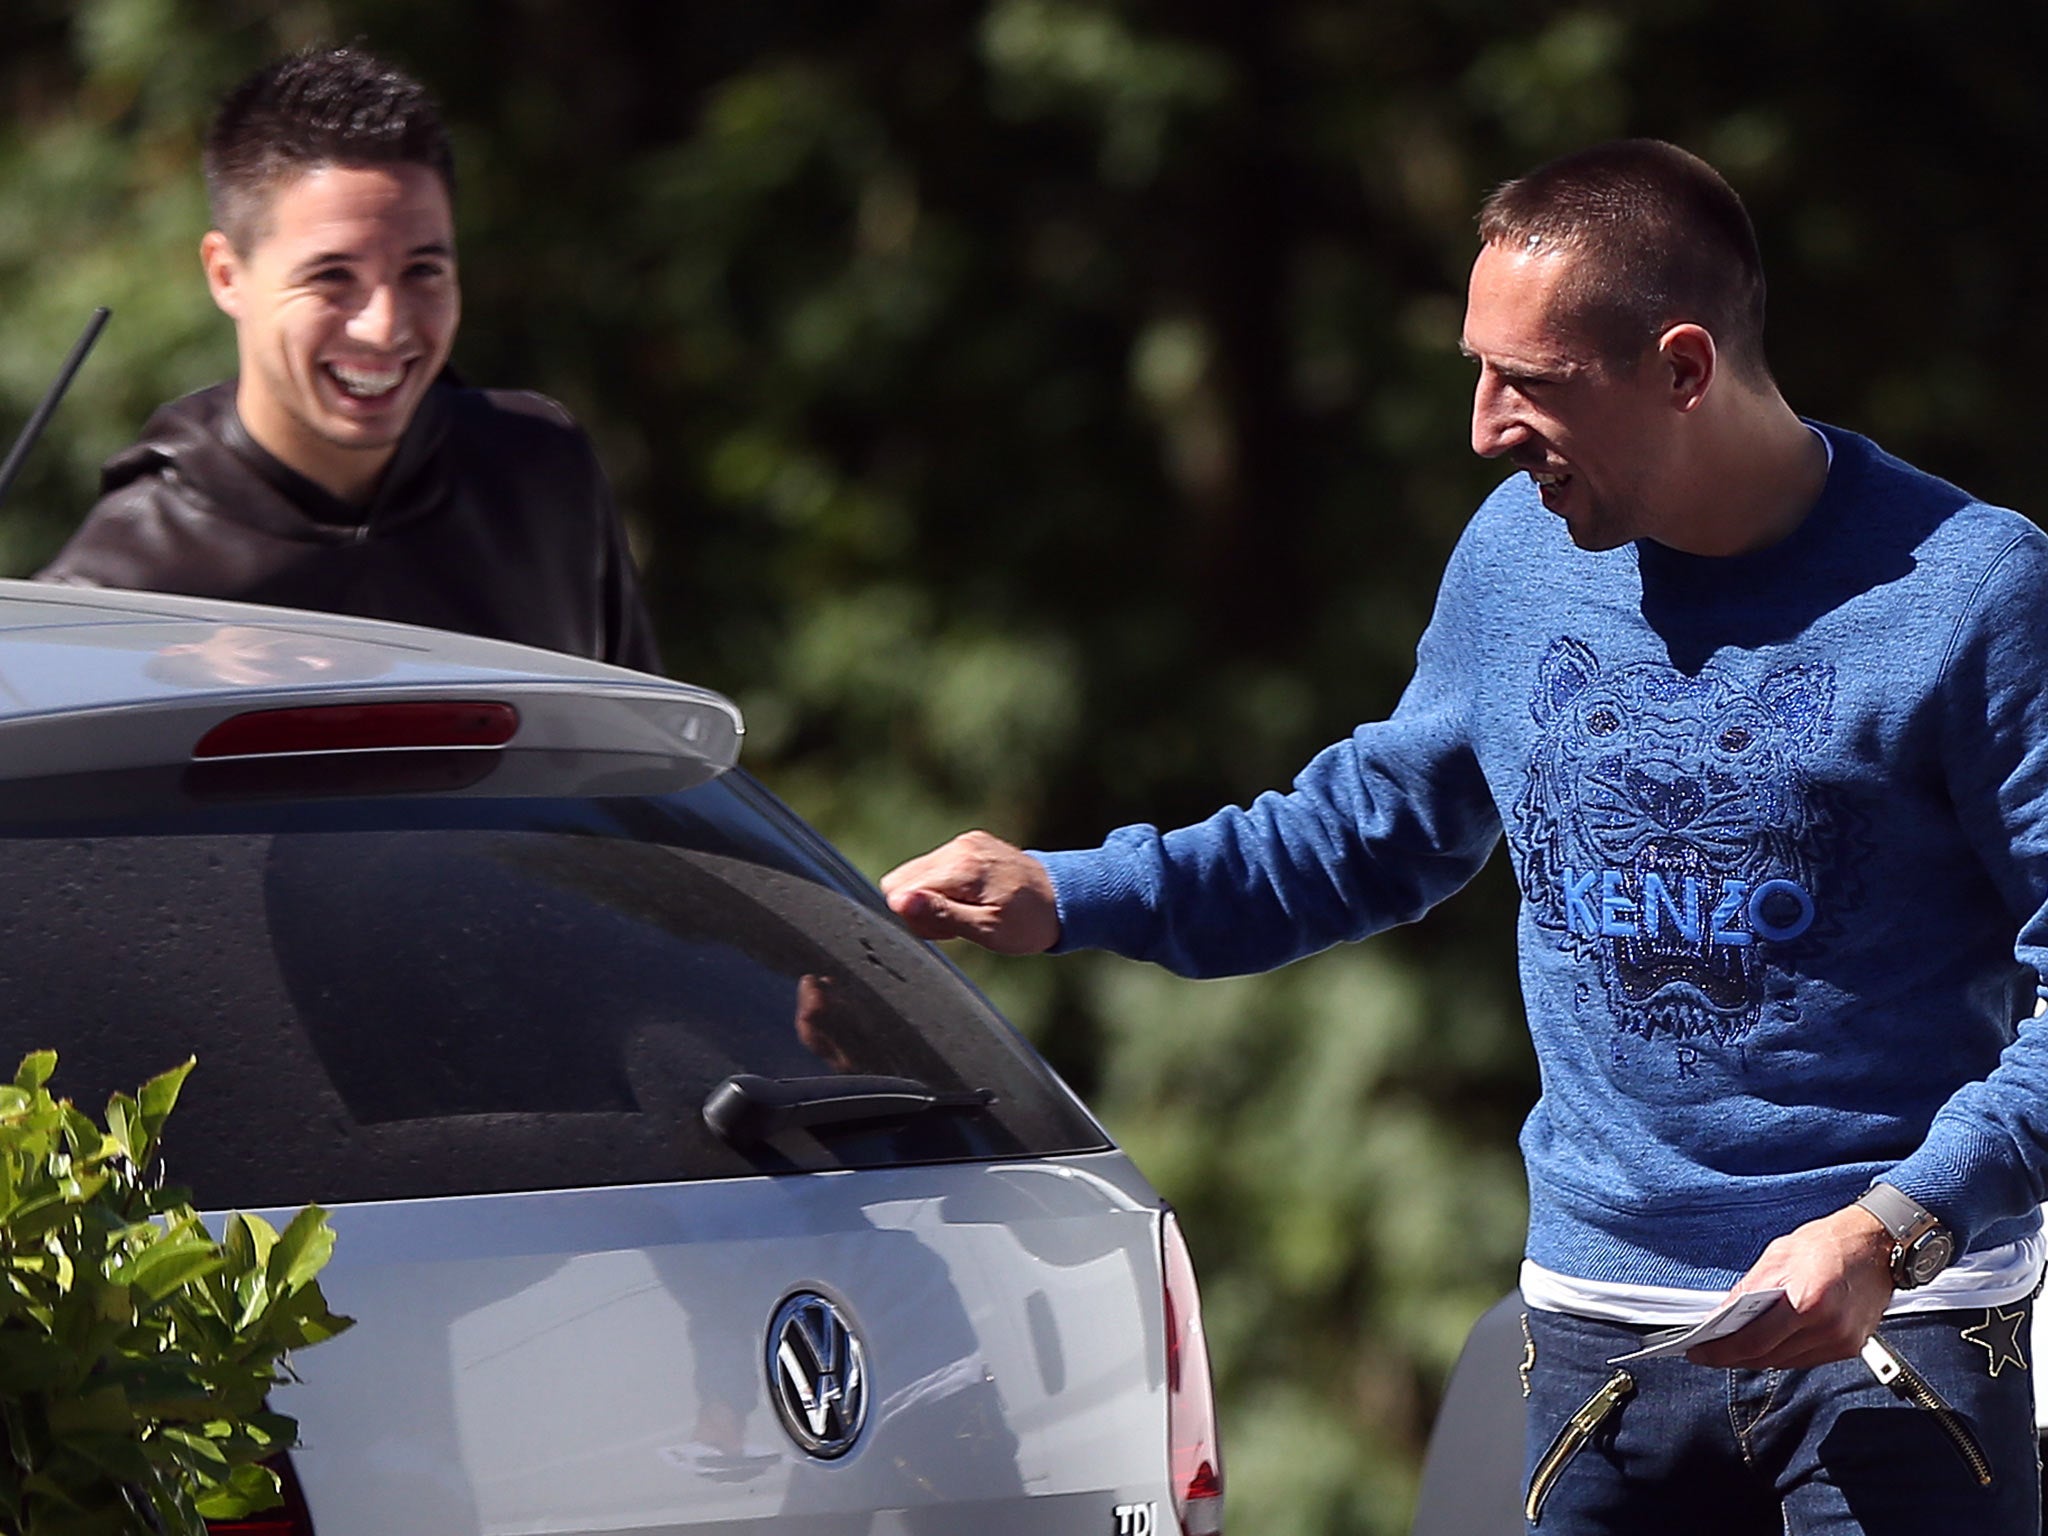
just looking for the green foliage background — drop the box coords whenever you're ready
[4,4,2044,1531]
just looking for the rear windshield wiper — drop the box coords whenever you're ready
[703,1073,997,1148]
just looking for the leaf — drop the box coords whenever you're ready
[229,1276,270,1335]
[154,1423,231,1474]
[106,1237,224,1304]
[113,1360,220,1414]
[134,1059,195,1165]
[223,1213,276,1277]
[58,1106,104,1165]
[271,1283,354,1348]
[265,1206,336,1295]
[224,1212,276,1327]
[4,1191,82,1245]
[13,1052,56,1092]
[43,1235,75,1294]
[121,1391,227,1426]
[136,1472,206,1536]
[99,1096,134,1166]
[242,1408,298,1451]
[192,1460,282,1520]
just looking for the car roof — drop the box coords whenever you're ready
[0,579,742,795]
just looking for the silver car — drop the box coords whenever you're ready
[0,580,1223,1536]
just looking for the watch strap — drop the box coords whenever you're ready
[1855,1181,1940,1246]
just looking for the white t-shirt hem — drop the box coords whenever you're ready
[1520,1230,2046,1325]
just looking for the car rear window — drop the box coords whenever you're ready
[0,770,1106,1208]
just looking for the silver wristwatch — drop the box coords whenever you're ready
[1854,1181,1955,1289]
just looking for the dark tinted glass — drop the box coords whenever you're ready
[0,771,1104,1207]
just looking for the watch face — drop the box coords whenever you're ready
[1902,1229,1956,1287]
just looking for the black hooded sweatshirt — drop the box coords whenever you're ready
[38,380,662,673]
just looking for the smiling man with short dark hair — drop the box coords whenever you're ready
[40,46,661,673]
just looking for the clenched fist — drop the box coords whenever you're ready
[880,831,1061,955]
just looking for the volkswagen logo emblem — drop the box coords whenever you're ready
[767,1291,869,1458]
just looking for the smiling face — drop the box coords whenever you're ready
[1462,241,1676,551]
[203,161,459,504]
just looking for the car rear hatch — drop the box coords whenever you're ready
[69,781,1194,1532]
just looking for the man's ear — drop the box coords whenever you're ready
[200,230,243,320]
[1657,322,1715,413]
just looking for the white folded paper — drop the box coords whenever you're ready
[1606,1288,1788,1365]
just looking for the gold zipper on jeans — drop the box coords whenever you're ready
[1525,1367,1635,1525]
[1859,1335,1993,1487]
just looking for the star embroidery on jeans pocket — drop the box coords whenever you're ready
[1959,1306,2030,1378]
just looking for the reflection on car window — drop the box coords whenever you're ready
[265,831,964,1120]
[0,773,1104,1206]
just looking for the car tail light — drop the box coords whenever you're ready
[1162,1207,1224,1535]
[204,1452,314,1536]
[194,701,520,759]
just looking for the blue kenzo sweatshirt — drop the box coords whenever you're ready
[1040,424,2048,1290]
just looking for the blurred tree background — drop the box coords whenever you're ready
[5,2,2047,1531]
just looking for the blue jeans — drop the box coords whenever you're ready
[1521,1304,2040,1534]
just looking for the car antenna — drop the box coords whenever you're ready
[0,306,111,511]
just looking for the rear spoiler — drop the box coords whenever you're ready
[0,680,743,818]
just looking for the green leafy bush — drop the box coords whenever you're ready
[0,1051,351,1536]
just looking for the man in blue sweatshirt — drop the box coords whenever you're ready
[883,140,2048,1532]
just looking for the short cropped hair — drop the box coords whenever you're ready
[1477,139,1770,381]
[203,47,455,252]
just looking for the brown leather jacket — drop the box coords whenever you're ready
[38,380,662,673]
